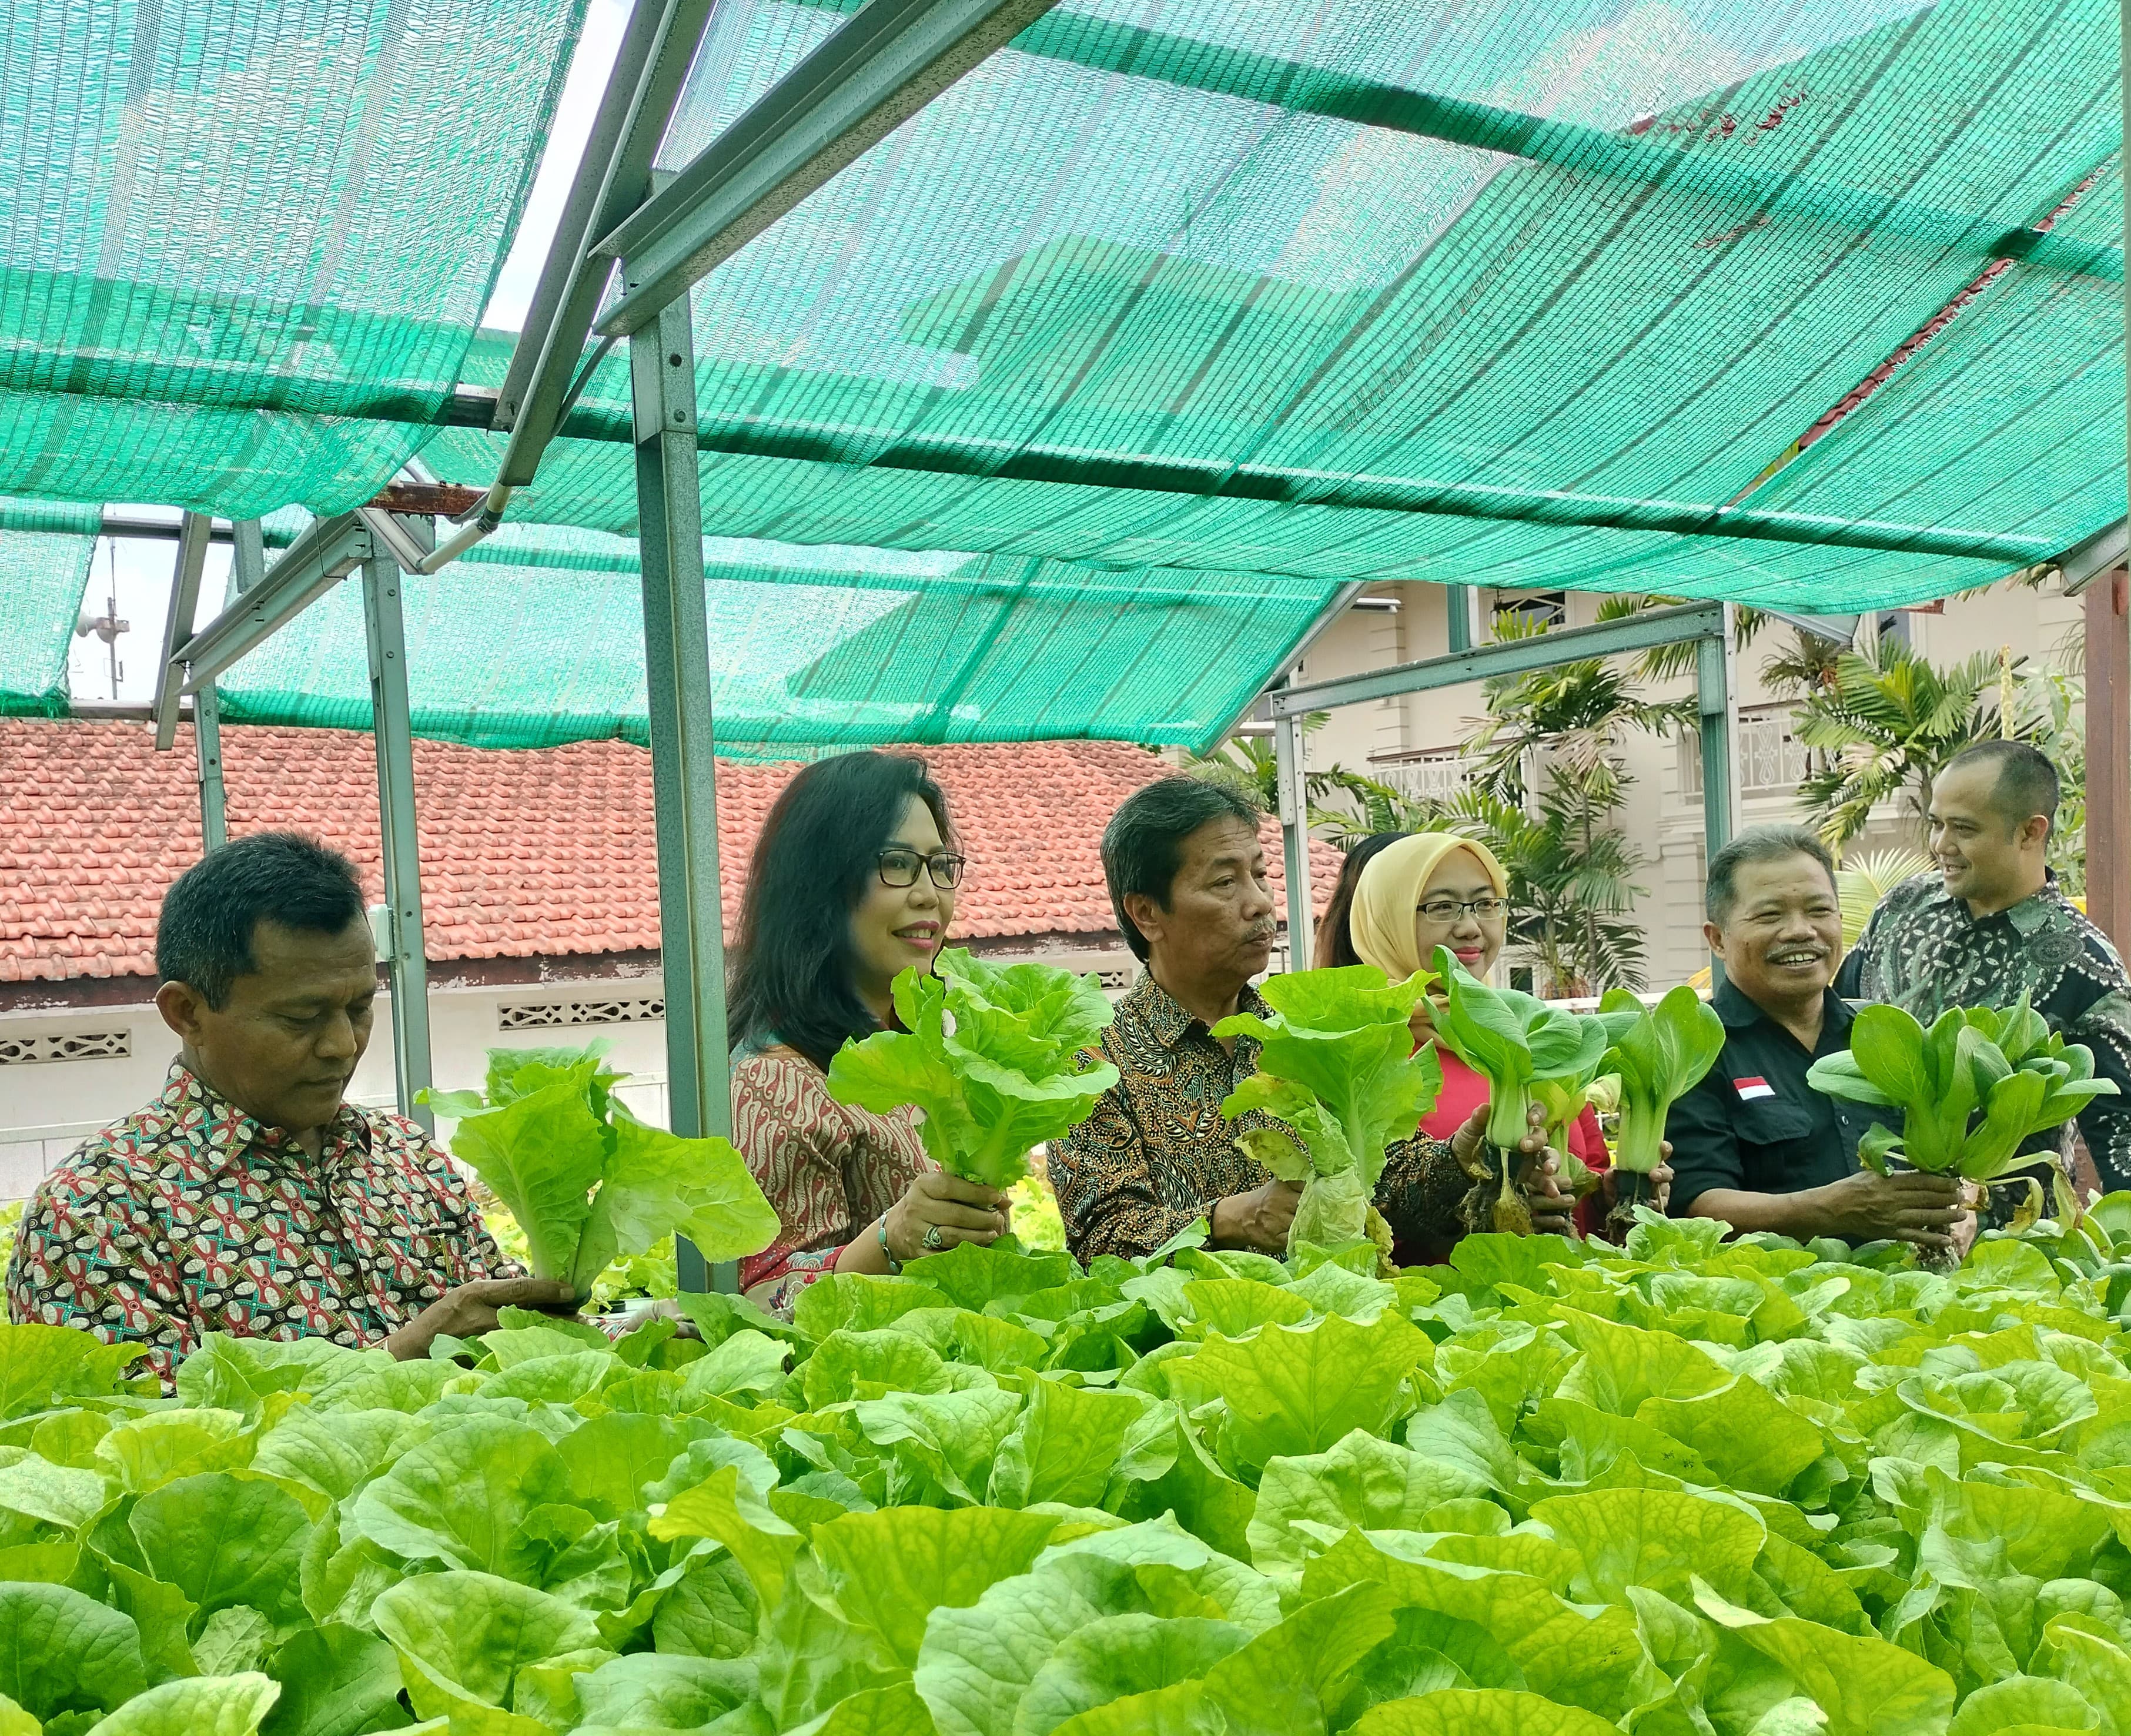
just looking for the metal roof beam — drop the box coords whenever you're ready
[525,400,2053,560]
[1271,600,1726,715]
[176,513,374,691]
[591,0,1065,339]
[491,0,707,436]
[149,512,213,750]
[492,0,722,486]
[2051,519,2128,596]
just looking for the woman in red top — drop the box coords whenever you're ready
[1344,832,1615,1259]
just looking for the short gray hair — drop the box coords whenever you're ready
[1705,824,1838,926]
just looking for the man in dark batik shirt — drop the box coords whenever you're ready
[1048,777,1564,1264]
[1838,740,2131,1203]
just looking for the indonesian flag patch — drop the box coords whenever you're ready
[1735,1076,1776,1101]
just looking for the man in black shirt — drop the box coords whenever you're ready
[1667,825,1962,1251]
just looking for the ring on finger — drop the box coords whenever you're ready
[922,1223,946,1252]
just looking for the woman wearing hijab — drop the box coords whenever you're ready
[1349,831,1643,1254]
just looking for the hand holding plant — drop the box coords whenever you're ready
[430,1041,780,1300]
[1805,995,2116,1256]
[1432,951,1613,1236]
[1212,964,1443,1263]
[828,949,1120,1188]
[1594,985,1724,1236]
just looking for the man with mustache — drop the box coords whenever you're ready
[1667,825,1962,1249]
[1838,739,2131,1202]
[7,832,570,1387]
[1049,777,1564,1262]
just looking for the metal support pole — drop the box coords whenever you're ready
[1696,611,1738,988]
[1446,584,1477,654]
[2086,570,2130,952]
[151,513,213,751]
[362,557,436,1132]
[196,688,228,852]
[232,520,266,597]
[1274,711,1312,974]
[631,259,736,1296]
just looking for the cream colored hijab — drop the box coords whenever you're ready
[1349,832,1510,979]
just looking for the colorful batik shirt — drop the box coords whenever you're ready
[1839,871,2131,1198]
[731,1043,934,1316]
[7,1062,511,1387]
[1049,971,1468,1263]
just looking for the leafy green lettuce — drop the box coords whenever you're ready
[827,949,1120,1188]
[1807,996,2118,1182]
[437,1041,779,1295]
[1212,966,1444,1258]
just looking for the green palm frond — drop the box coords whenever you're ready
[1836,847,1936,948]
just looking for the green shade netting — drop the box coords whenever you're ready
[2,0,2122,755]
[0,502,99,716]
[211,524,1337,752]
[0,0,587,519]
[420,0,2120,620]
[1747,163,2127,548]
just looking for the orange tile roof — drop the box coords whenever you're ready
[0,721,1337,985]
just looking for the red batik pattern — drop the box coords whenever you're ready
[6,1062,511,1387]
[731,1045,932,1316]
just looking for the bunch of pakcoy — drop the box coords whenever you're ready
[9,963,2129,1734]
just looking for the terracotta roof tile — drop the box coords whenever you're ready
[0,722,1338,984]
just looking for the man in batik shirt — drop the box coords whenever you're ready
[1838,740,2131,1203]
[8,832,571,1386]
[1049,778,1565,1263]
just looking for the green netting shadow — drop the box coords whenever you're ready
[0,0,587,520]
[424,0,2119,616]
[0,504,99,717]
[213,524,1334,753]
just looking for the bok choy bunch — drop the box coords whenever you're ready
[1431,952,1612,1235]
[1596,985,1725,1233]
[1212,965,1441,1263]
[827,949,1120,1188]
[1806,996,2117,1192]
[431,1041,780,1296]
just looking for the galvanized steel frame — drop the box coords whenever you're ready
[591,0,1065,339]
[631,249,739,1296]
[362,554,437,1130]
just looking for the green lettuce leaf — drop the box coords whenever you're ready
[828,951,1121,1188]
[445,1039,777,1286]
[1213,965,1442,1253]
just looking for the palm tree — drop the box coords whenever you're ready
[1791,639,2016,849]
[1835,846,1936,948]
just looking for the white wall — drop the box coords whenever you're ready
[0,936,1139,1202]
[0,984,678,1203]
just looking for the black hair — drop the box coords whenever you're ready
[727,751,954,1072]
[1942,738,2060,837]
[1101,775,1262,962]
[1704,823,1839,926]
[1317,832,1412,968]
[155,831,368,1009]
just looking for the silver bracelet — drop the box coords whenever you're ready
[877,1216,902,1275]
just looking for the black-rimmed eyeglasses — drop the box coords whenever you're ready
[878,848,966,889]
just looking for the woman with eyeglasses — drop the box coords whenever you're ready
[725,751,1011,1315]
[1348,832,1631,1257]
